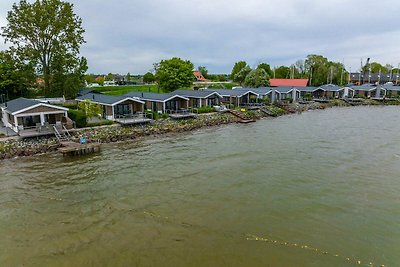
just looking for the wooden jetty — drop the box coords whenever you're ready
[58,141,101,156]
[228,110,255,123]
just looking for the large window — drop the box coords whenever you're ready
[114,104,131,116]
[165,100,179,110]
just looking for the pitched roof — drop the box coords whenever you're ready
[76,93,144,105]
[270,78,308,87]
[204,88,258,97]
[124,92,188,102]
[316,84,343,91]
[193,71,208,81]
[350,84,377,91]
[172,89,222,98]
[2,97,68,114]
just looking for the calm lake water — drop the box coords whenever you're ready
[1,106,400,267]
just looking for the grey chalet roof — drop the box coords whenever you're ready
[2,98,42,113]
[205,88,258,97]
[382,83,400,91]
[273,86,298,93]
[172,89,222,98]
[78,88,101,96]
[350,84,377,91]
[76,93,143,105]
[297,86,317,92]
[2,97,67,114]
[124,92,188,102]
[316,84,343,91]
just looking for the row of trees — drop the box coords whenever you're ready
[230,55,348,87]
[0,0,87,99]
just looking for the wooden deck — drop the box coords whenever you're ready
[58,141,101,156]
[115,117,152,125]
[168,110,197,119]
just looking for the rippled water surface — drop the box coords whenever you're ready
[1,106,400,266]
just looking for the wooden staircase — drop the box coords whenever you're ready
[53,125,71,143]
[260,107,277,117]
[227,109,255,123]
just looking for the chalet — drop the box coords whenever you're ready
[124,92,189,114]
[0,97,69,135]
[206,89,259,106]
[351,84,386,98]
[172,90,223,108]
[76,93,150,124]
[382,83,400,97]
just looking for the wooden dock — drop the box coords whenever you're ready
[58,141,101,156]
[228,110,255,123]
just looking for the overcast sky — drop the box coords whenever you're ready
[1,0,400,74]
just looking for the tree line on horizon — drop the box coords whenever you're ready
[1,0,399,100]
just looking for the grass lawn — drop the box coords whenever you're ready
[93,82,239,96]
[95,85,164,96]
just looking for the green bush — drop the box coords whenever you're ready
[68,109,87,128]
[61,103,78,110]
[87,120,114,127]
[195,106,216,114]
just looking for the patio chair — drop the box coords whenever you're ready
[36,123,42,132]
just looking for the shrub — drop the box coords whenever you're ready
[61,103,78,110]
[68,109,87,128]
[195,106,216,114]
[87,120,114,127]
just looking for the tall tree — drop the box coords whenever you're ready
[274,66,291,79]
[257,63,273,77]
[230,61,247,80]
[155,57,194,92]
[244,68,270,88]
[0,50,35,99]
[233,65,251,85]
[143,72,155,83]
[1,0,86,97]
[197,66,208,79]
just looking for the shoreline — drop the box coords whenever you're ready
[0,100,397,161]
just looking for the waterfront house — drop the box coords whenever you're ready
[76,93,149,124]
[172,90,223,108]
[0,97,69,135]
[209,89,259,106]
[313,84,349,99]
[124,92,190,114]
[382,83,400,98]
[351,84,386,98]
[273,87,301,102]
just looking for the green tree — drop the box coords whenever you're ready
[1,0,86,97]
[274,66,291,78]
[234,65,251,85]
[197,66,208,79]
[257,63,273,77]
[105,73,114,81]
[143,72,155,83]
[78,99,102,120]
[230,61,247,80]
[155,57,194,92]
[0,50,35,99]
[244,68,270,88]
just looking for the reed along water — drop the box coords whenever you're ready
[1,106,400,267]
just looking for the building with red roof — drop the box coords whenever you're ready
[270,78,308,87]
[193,71,209,82]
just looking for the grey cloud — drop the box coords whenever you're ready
[0,0,399,74]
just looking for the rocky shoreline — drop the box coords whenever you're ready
[0,99,395,161]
